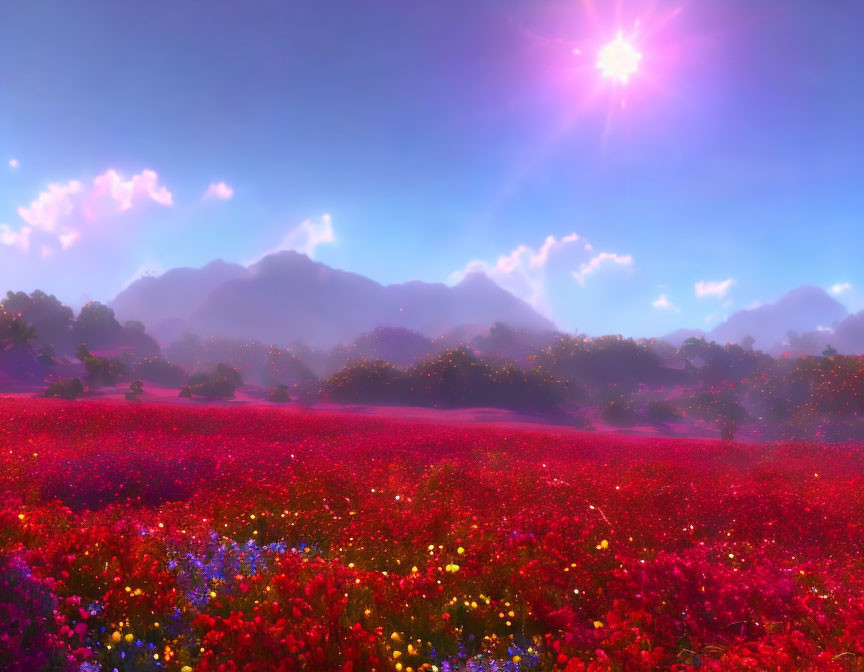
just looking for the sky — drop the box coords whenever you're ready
[1,0,863,337]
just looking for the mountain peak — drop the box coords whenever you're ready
[111,255,555,347]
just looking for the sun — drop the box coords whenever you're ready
[597,32,642,84]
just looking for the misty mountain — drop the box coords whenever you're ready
[112,260,246,330]
[111,251,555,347]
[661,286,848,352]
[787,310,864,356]
[708,286,847,351]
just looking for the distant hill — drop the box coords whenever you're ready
[661,286,849,353]
[111,251,555,347]
[661,328,706,348]
[708,286,847,351]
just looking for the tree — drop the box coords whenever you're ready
[125,380,144,401]
[185,363,243,398]
[1,290,74,351]
[76,345,127,387]
[822,344,838,358]
[647,400,679,425]
[268,384,291,402]
[45,377,84,400]
[124,320,146,333]
[74,302,121,348]
[0,309,36,351]
[325,359,408,404]
[602,396,638,426]
[132,356,187,386]
[349,327,433,366]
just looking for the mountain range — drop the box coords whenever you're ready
[111,253,864,354]
[111,251,556,347]
[663,285,855,354]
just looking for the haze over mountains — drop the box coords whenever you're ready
[111,251,555,347]
[664,285,858,354]
[110,251,864,354]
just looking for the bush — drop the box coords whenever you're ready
[325,359,407,404]
[45,378,84,400]
[647,400,679,424]
[132,356,187,387]
[602,397,638,426]
[76,345,126,387]
[185,363,243,398]
[268,384,291,403]
[125,380,144,401]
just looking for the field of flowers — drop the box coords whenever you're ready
[2,399,864,671]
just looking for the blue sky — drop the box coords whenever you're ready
[1,0,863,336]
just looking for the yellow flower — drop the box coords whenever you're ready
[593,620,604,629]
[124,633,134,643]
[110,631,122,643]
[456,546,465,555]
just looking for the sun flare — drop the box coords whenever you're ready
[597,31,642,84]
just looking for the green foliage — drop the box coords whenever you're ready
[601,397,638,426]
[0,309,36,351]
[133,356,187,386]
[325,359,408,404]
[185,363,243,398]
[324,348,562,410]
[646,400,679,424]
[1,290,74,350]
[125,380,144,401]
[124,320,146,333]
[268,384,291,403]
[45,377,84,400]
[264,345,316,386]
[74,302,121,347]
[534,335,670,399]
[76,344,127,387]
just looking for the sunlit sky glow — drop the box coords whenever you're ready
[1,0,863,337]
[597,32,642,83]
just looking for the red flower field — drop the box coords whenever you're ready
[2,398,864,671]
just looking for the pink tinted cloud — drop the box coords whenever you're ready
[17,181,83,233]
[0,224,32,251]
[85,169,173,219]
[204,181,234,201]
[5,169,173,253]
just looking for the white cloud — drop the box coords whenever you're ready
[6,169,173,253]
[572,252,633,285]
[450,233,585,310]
[0,224,31,251]
[203,181,234,201]
[86,169,173,216]
[8,158,19,169]
[271,214,335,259]
[18,180,83,233]
[695,278,734,300]
[652,293,679,312]
[830,282,852,296]
[450,233,633,314]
